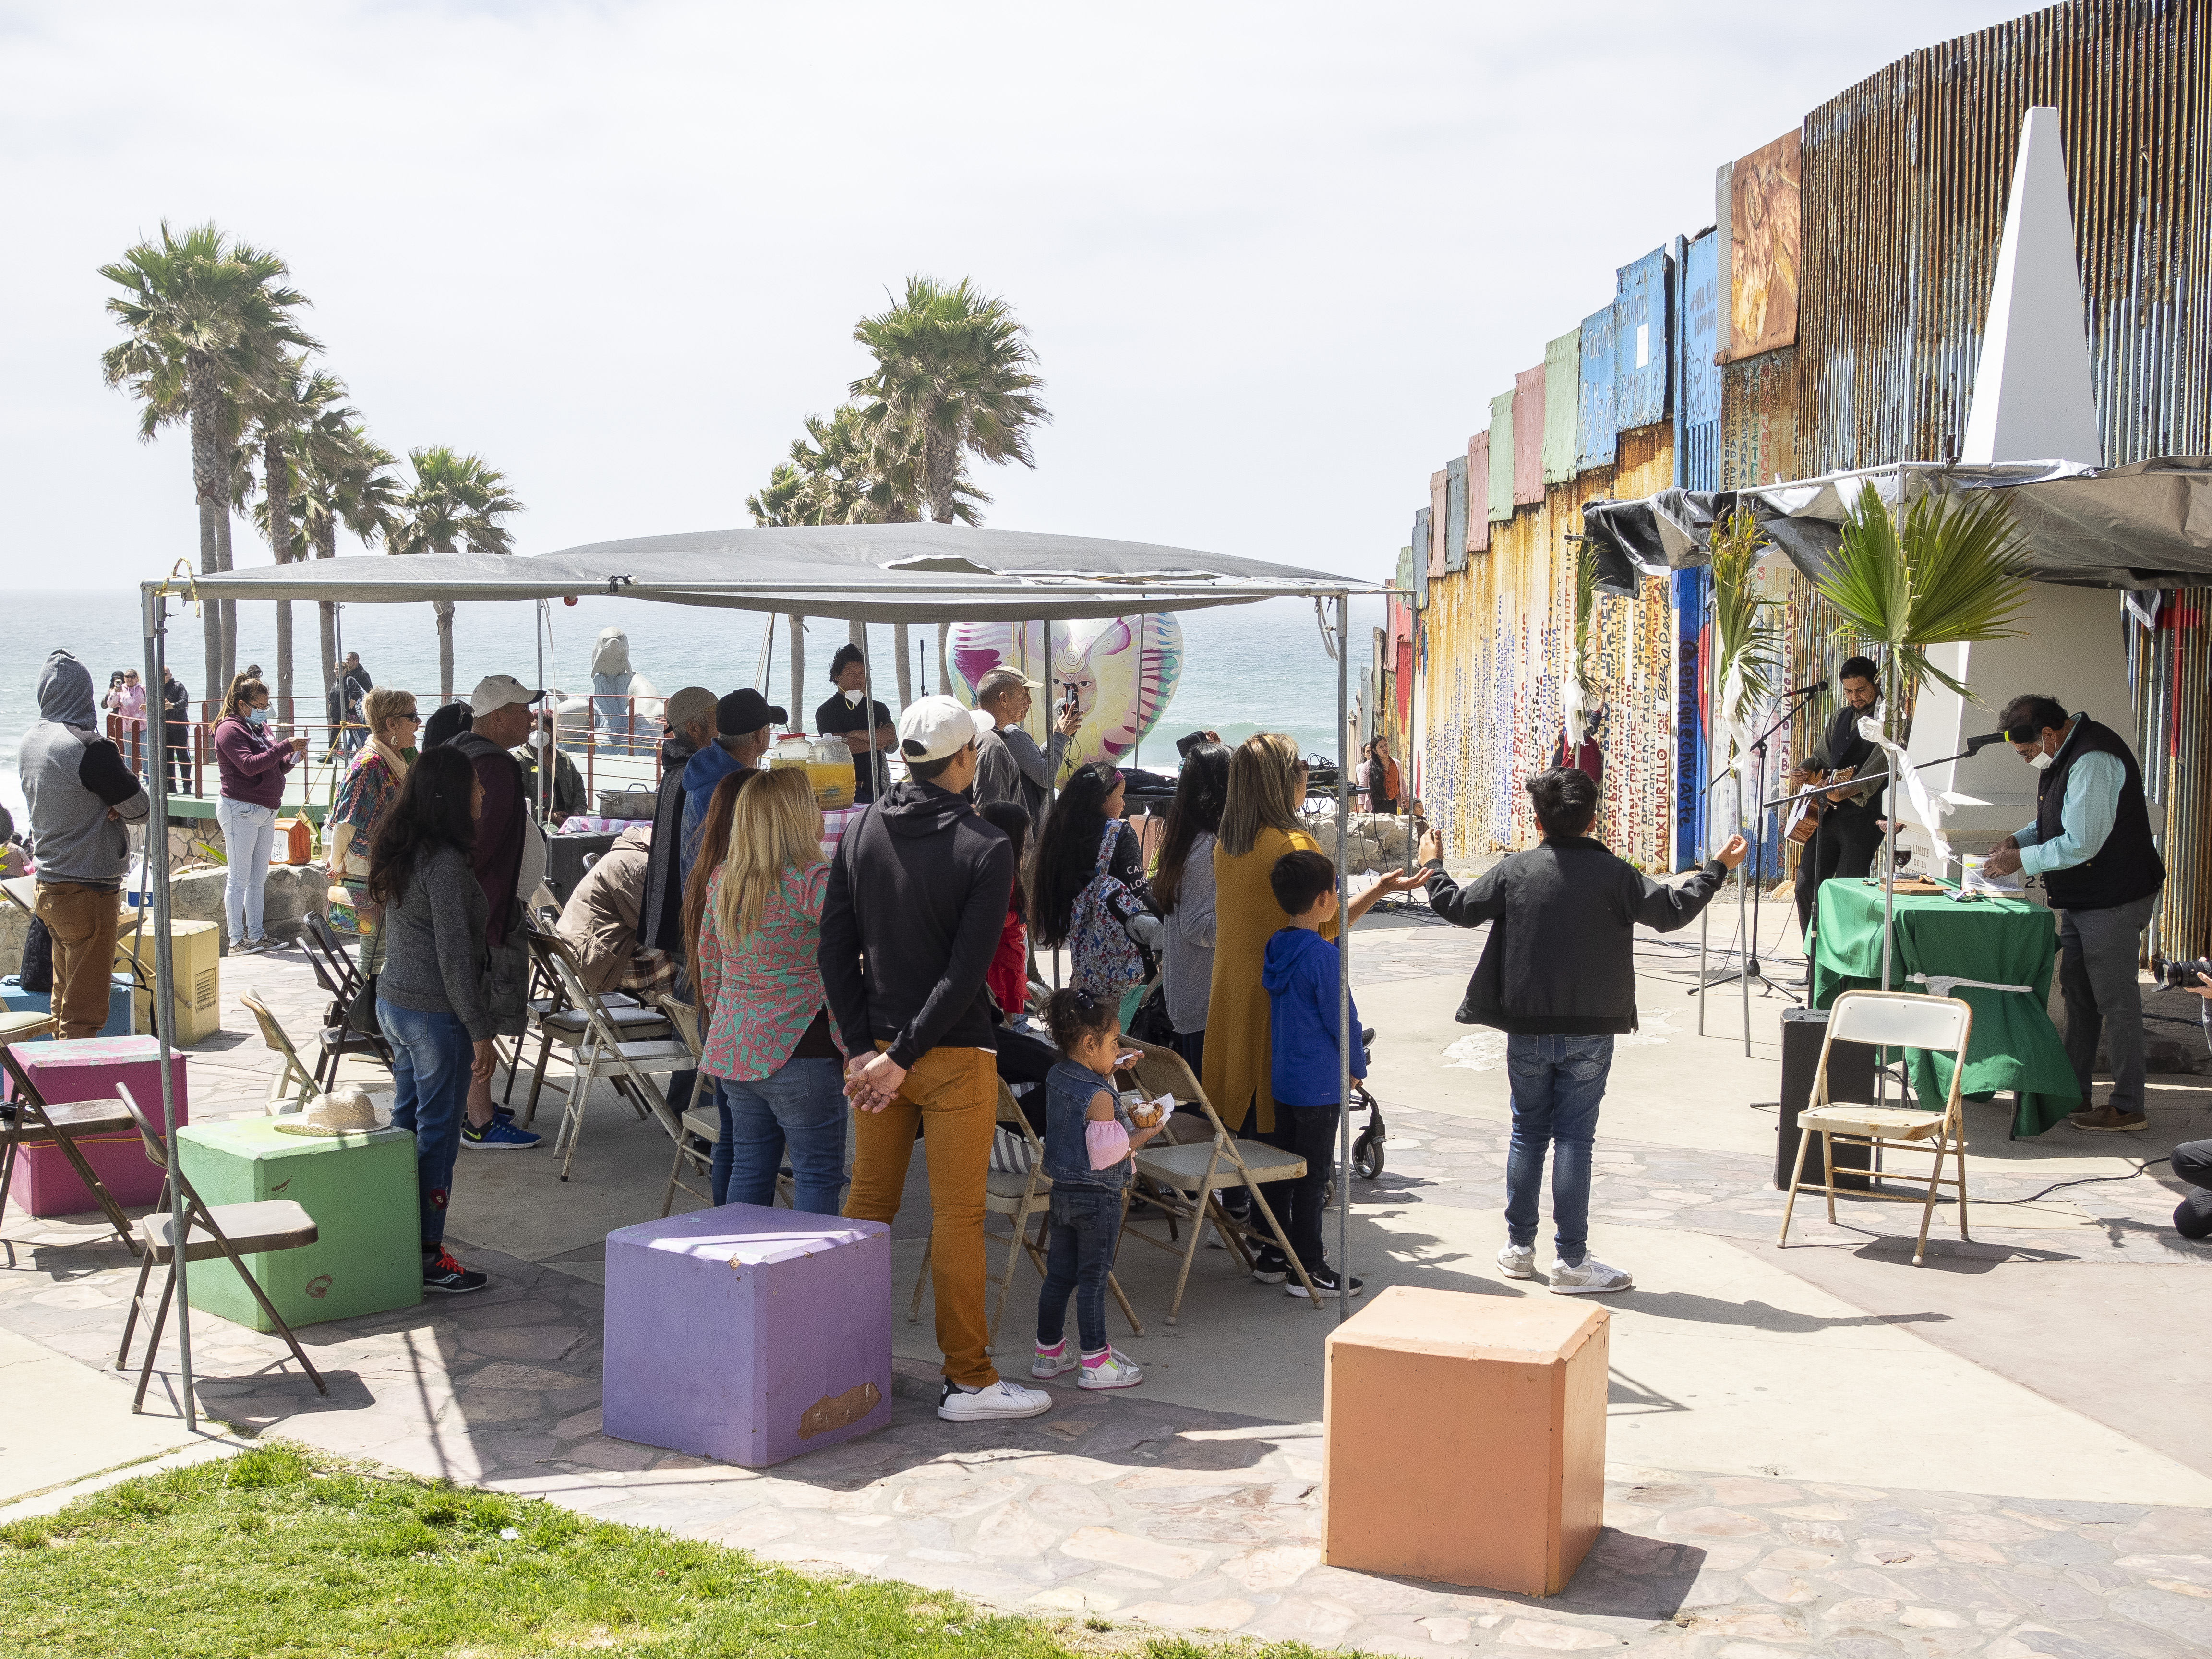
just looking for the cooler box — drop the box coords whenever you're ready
[603,1204,892,1468]
[176,1119,422,1330]
[5,1036,189,1217]
[118,918,221,1044]
[0,974,134,1039]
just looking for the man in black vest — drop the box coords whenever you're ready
[1812,657,1887,891]
[1982,694,2165,1133]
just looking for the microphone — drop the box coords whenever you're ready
[1962,732,2007,756]
[1780,679,1829,697]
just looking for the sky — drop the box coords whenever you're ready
[2,0,2031,593]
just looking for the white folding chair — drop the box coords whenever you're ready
[529,929,694,1182]
[512,928,670,1125]
[1780,989,1974,1265]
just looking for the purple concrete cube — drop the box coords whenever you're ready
[602,1203,892,1468]
[8,1037,189,1216]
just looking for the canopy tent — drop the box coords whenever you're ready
[137,525,1381,1425]
[187,522,1371,621]
[1579,456,2212,592]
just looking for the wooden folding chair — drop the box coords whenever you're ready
[908,1077,1142,1348]
[530,930,693,1182]
[511,927,669,1125]
[111,1082,328,1413]
[1779,989,1974,1265]
[1115,1036,1322,1319]
[0,1028,140,1257]
[237,991,329,1115]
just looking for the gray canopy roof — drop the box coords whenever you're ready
[1580,457,2212,591]
[187,523,1373,622]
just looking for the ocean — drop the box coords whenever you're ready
[1,589,1386,824]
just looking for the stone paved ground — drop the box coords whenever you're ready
[6,922,2212,1655]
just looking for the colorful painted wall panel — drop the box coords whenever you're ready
[1487,391,1515,522]
[1428,471,1450,579]
[1411,508,1431,607]
[1444,455,1469,573]
[1512,365,1545,505]
[1465,433,1490,555]
[1575,303,1617,474]
[1724,129,1801,363]
[1540,327,1581,484]
[1614,248,1671,430]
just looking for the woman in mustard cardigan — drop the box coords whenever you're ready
[1202,733,1410,1146]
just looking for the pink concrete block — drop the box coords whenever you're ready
[9,1037,188,1216]
[602,1204,892,1468]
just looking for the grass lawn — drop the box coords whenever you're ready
[0,1443,1309,1659]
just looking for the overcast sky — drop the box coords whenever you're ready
[4,0,2027,591]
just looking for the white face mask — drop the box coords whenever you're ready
[843,688,863,707]
[2028,751,2054,771]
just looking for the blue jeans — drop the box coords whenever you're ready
[379,999,473,1248]
[711,1059,848,1217]
[216,797,277,944]
[1036,1186,1121,1354]
[1504,1034,1615,1266]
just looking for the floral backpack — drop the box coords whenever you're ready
[1069,820,1147,998]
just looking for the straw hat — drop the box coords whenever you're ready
[272,1085,387,1137]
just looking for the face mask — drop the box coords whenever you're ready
[2028,751,2054,771]
[247,707,270,727]
[528,729,550,748]
[843,689,864,707]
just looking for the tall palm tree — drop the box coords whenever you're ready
[390,447,524,699]
[850,276,1049,525]
[293,421,401,697]
[99,222,317,699]
[243,359,347,716]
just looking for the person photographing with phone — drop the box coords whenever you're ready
[211,673,309,954]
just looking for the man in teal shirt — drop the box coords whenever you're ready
[1982,694,2165,1133]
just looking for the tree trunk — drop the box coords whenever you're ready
[265,434,294,720]
[216,511,238,688]
[436,600,456,702]
[925,424,960,524]
[788,614,805,728]
[893,623,912,707]
[186,354,226,713]
[275,602,293,726]
[937,622,952,694]
[316,518,338,712]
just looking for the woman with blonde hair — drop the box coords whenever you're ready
[692,767,848,1214]
[1203,734,1410,1277]
[211,673,307,954]
[326,685,421,968]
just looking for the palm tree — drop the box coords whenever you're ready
[99,222,317,699]
[850,276,1049,525]
[244,359,348,717]
[746,461,807,527]
[390,447,524,699]
[294,420,401,690]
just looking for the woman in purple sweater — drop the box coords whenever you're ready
[212,674,306,954]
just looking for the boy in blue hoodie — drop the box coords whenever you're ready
[1258,849,1372,1298]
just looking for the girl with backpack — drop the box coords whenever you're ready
[1031,762,1162,1006]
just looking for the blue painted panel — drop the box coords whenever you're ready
[1412,507,1431,608]
[1575,304,1616,473]
[1613,247,1671,431]
[1673,566,1709,870]
[1443,455,1469,574]
[1682,231,1721,433]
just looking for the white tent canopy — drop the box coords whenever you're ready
[189,522,1378,621]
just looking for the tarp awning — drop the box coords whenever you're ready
[187,523,1373,621]
[1580,457,2212,591]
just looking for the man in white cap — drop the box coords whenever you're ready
[971,666,1081,823]
[450,674,544,1151]
[820,695,1049,1422]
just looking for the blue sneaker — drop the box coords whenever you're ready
[461,1117,541,1151]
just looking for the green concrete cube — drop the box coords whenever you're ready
[176,1119,422,1332]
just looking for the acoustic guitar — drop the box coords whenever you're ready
[1786,765,1874,845]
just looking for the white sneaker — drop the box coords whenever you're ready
[1078,1348,1144,1391]
[1497,1243,1537,1280]
[1549,1257,1634,1295]
[1031,1342,1077,1381]
[938,1378,1053,1422]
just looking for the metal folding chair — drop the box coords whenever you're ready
[298,914,390,1083]
[529,928,693,1182]
[512,926,669,1125]
[111,1082,328,1413]
[0,1029,140,1257]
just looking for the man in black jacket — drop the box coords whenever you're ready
[1420,769,1745,1295]
[821,694,1050,1425]
[1807,656,1887,917]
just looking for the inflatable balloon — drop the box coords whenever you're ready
[949,616,1183,768]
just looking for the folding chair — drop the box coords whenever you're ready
[529,929,693,1182]
[297,914,390,1084]
[0,1028,140,1256]
[909,1076,1142,1348]
[654,995,804,1216]
[512,927,670,1125]
[111,1082,328,1413]
[237,991,340,1114]
[1115,1036,1321,1319]
[1779,989,1974,1265]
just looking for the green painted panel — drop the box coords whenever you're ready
[1486,391,1515,522]
[179,1118,422,1331]
[1542,327,1581,484]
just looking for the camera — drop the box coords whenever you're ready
[2152,955,2212,991]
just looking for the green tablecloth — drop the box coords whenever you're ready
[1811,879,2080,1136]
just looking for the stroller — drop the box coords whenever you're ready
[1351,1026,1387,1180]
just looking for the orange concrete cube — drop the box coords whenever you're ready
[1322,1286,1607,1596]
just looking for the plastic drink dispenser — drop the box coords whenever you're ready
[770,735,856,810]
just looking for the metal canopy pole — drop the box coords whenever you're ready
[141,582,194,1428]
[1334,591,1352,1322]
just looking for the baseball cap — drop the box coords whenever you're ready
[664,686,715,731]
[975,667,1042,699]
[469,674,541,717]
[898,695,995,765]
[717,687,788,736]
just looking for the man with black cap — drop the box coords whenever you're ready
[642,687,716,958]
[451,673,545,1151]
[681,687,786,885]
[1982,693,2166,1133]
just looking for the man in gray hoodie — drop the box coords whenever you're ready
[19,651,149,1038]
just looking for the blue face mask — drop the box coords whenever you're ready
[247,707,270,727]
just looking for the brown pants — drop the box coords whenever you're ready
[33,882,122,1041]
[843,1045,998,1390]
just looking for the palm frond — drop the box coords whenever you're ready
[1708,509,1780,725]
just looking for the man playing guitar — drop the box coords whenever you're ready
[1791,657,1887,949]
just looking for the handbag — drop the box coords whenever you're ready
[1128,979,1175,1045]
[20,916,53,995]
[345,973,382,1037]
